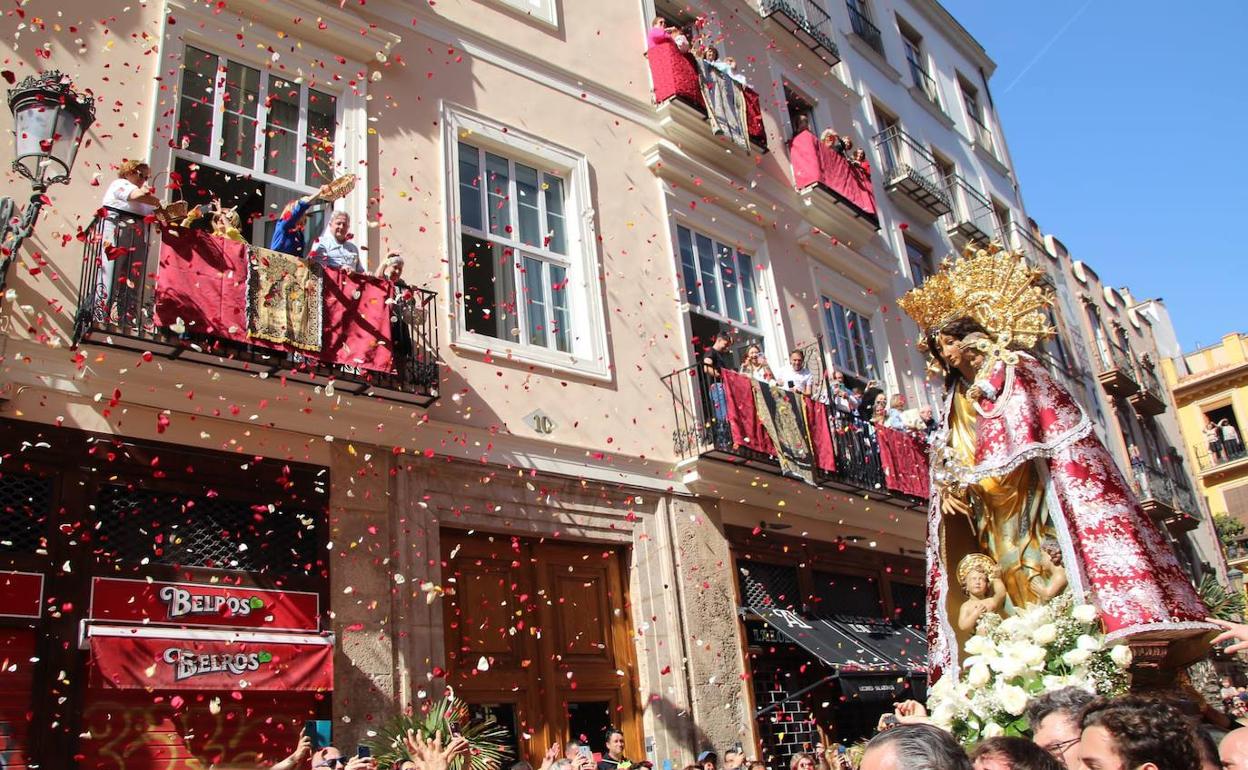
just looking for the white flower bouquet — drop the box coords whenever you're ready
[927,593,1130,745]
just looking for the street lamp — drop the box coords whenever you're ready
[0,70,96,293]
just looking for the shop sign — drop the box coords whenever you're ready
[89,634,332,692]
[838,672,908,702]
[0,571,43,619]
[90,577,319,631]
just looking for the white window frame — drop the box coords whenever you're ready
[491,0,558,27]
[821,297,881,382]
[154,11,369,263]
[443,104,610,380]
[674,224,762,335]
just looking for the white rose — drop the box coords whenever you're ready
[1072,604,1099,623]
[1032,623,1058,645]
[1020,642,1048,668]
[1110,644,1133,669]
[991,654,1026,679]
[1062,648,1092,666]
[965,635,994,656]
[998,615,1025,638]
[1076,634,1102,652]
[968,662,992,687]
[998,684,1029,716]
[982,721,1005,738]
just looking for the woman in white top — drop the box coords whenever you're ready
[97,159,161,325]
[739,344,774,382]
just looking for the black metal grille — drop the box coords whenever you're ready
[94,484,323,577]
[0,471,52,552]
[739,562,801,611]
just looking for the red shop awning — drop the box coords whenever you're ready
[87,626,333,693]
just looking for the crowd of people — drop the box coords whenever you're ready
[700,334,938,443]
[259,686,1247,770]
[647,16,746,84]
[1204,417,1244,464]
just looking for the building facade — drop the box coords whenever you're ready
[0,1,1214,769]
[1162,334,1248,571]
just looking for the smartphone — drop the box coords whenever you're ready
[579,746,593,760]
[358,746,372,758]
[305,720,332,751]
[881,714,899,728]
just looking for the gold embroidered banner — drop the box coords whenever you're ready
[247,246,323,353]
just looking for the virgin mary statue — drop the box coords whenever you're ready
[899,246,1212,681]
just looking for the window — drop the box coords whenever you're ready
[811,570,882,618]
[677,224,764,364]
[173,45,342,248]
[992,199,1012,239]
[872,101,902,171]
[492,0,557,26]
[1043,308,1072,374]
[458,143,572,353]
[959,74,993,151]
[822,298,879,381]
[784,84,816,138]
[898,18,938,106]
[905,237,933,286]
[446,107,608,377]
[932,151,956,213]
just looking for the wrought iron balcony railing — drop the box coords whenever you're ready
[663,361,927,506]
[846,3,885,57]
[908,59,941,109]
[73,211,440,406]
[873,125,952,220]
[942,174,996,245]
[759,0,841,66]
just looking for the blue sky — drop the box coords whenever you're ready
[939,0,1246,351]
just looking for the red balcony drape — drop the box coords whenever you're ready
[789,129,877,218]
[648,40,767,150]
[876,426,930,498]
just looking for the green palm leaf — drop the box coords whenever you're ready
[366,697,511,770]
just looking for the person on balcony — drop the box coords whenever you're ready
[309,210,364,272]
[852,148,871,176]
[858,381,883,422]
[740,344,774,382]
[781,349,813,396]
[269,183,334,257]
[918,404,938,437]
[1206,418,1226,463]
[829,370,852,412]
[701,332,733,446]
[884,393,908,430]
[647,16,690,52]
[98,159,163,323]
[869,392,888,427]
[700,46,744,86]
[1222,419,1243,458]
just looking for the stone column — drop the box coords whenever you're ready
[664,496,753,756]
[328,442,398,749]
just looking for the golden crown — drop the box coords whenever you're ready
[898,243,1055,355]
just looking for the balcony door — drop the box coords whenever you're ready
[441,532,642,763]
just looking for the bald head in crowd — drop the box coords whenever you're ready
[1223,727,1248,770]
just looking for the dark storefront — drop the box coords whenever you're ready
[729,526,927,764]
[0,419,331,769]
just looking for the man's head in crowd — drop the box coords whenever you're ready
[860,724,971,770]
[1221,726,1248,770]
[970,737,1061,770]
[1078,696,1200,770]
[1026,687,1095,768]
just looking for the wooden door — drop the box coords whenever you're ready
[441,533,642,765]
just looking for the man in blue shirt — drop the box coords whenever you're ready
[269,183,333,257]
[308,211,363,272]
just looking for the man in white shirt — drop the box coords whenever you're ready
[308,210,363,272]
[781,349,814,396]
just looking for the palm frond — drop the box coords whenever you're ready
[366,697,511,770]
[1199,574,1246,622]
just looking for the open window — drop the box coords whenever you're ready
[677,223,766,368]
[785,83,817,140]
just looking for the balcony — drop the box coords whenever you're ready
[1195,440,1248,475]
[907,59,943,115]
[1094,342,1139,397]
[941,174,996,248]
[646,37,768,175]
[968,114,995,156]
[1133,466,1200,532]
[1128,356,1167,416]
[663,363,928,507]
[73,213,440,407]
[873,126,952,223]
[846,3,885,58]
[789,128,879,237]
[1006,223,1055,288]
[758,0,841,67]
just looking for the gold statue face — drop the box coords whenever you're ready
[964,569,989,599]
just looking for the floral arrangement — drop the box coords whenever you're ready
[927,594,1131,744]
[367,697,510,770]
